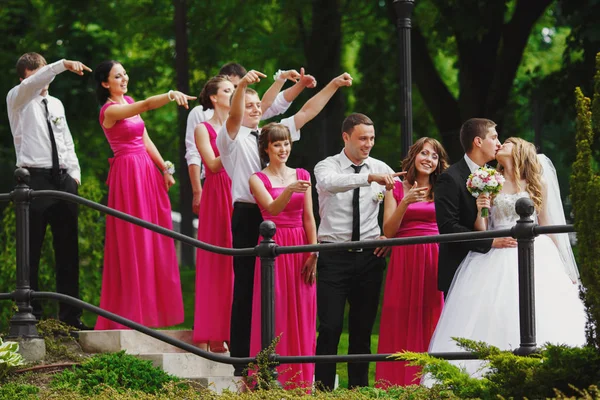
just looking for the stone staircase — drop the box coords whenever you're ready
[78,329,241,393]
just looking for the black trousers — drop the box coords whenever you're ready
[315,249,385,390]
[27,169,81,323]
[229,202,263,376]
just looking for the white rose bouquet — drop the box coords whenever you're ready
[466,166,505,217]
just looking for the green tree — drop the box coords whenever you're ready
[571,53,600,347]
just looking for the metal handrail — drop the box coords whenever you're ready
[0,168,562,375]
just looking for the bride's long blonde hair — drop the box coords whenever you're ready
[498,137,543,212]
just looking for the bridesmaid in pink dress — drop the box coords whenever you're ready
[192,76,235,352]
[93,60,195,330]
[375,137,449,387]
[248,123,318,389]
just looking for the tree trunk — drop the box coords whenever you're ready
[301,0,344,167]
[174,0,194,267]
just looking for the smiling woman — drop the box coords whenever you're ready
[247,122,318,388]
[376,137,449,387]
[93,60,195,331]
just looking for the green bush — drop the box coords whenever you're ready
[0,382,39,400]
[572,53,600,348]
[0,174,106,330]
[50,351,181,395]
[396,338,600,399]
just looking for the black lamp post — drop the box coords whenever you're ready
[393,0,414,158]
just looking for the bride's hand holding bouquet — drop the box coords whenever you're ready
[466,166,505,218]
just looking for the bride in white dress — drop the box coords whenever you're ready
[426,137,586,377]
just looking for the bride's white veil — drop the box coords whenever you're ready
[537,153,580,284]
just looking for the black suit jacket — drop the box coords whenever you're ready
[434,158,493,293]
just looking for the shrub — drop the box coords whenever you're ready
[0,382,38,400]
[36,319,85,363]
[572,53,600,348]
[0,174,106,330]
[50,350,180,395]
[397,338,600,399]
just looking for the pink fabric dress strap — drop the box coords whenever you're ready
[255,171,273,190]
[393,180,405,204]
[296,168,310,182]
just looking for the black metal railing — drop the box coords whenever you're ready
[0,168,571,376]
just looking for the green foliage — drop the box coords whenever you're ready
[36,319,85,363]
[396,338,600,399]
[51,351,180,395]
[0,337,24,382]
[571,53,600,348]
[0,174,106,330]
[244,335,281,391]
[0,382,38,400]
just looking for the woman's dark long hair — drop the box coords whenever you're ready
[198,75,231,110]
[94,60,120,105]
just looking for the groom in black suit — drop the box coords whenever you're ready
[434,118,516,297]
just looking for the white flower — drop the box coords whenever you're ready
[471,176,484,189]
[50,115,65,127]
[373,191,384,203]
[488,179,498,188]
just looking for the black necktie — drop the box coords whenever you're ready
[42,98,60,178]
[351,164,363,241]
[249,130,266,169]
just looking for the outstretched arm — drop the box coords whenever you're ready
[293,72,352,130]
[225,70,266,140]
[7,59,91,111]
[260,69,301,112]
[103,90,196,128]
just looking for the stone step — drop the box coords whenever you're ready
[79,329,200,354]
[138,352,234,379]
[189,376,244,393]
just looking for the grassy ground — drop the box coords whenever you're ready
[174,268,386,389]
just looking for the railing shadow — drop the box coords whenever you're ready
[0,168,573,374]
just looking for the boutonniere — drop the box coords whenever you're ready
[372,191,384,203]
[50,115,65,127]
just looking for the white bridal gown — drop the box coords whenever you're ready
[426,191,586,378]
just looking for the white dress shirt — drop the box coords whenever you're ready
[315,150,395,243]
[464,153,482,174]
[184,91,292,175]
[6,59,81,182]
[216,116,299,204]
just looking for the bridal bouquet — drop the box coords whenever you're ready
[466,166,505,217]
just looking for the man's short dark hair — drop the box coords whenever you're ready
[459,118,497,153]
[16,52,47,79]
[342,113,374,136]
[218,63,247,78]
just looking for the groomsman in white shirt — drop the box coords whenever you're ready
[6,52,91,330]
[185,62,304,214]
[216,69,352,376]
[314,113,402,390]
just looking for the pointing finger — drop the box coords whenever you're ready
[393,171,407,177]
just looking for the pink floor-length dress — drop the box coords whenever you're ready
[193,122,234,343]
[95,96,184,330]
[375,181,444,387]
[249,169,316,388]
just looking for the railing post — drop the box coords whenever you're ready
[8,169,41,340]
[257,220,278,383]
[513,197,537,355]
[393,0,414,158]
